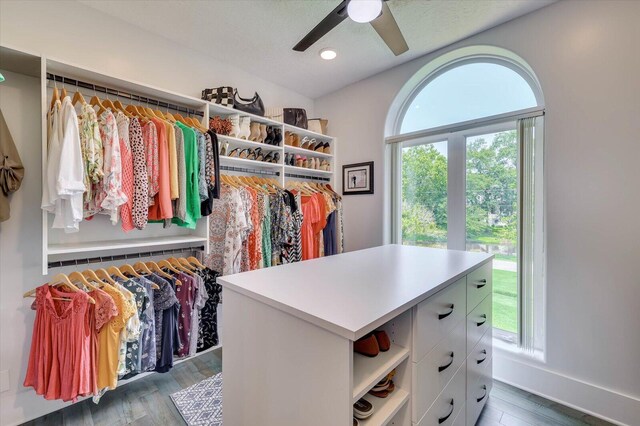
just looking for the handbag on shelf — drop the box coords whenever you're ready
[283,108,308,129]
[265,107,284,123]
[233,90,265,116]
[201,86,234,107]
[307,118,328,135]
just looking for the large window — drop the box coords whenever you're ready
[389,57,544,353]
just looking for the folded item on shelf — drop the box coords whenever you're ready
[201,86,234,106]
[308,118,328,135]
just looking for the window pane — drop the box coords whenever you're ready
[401,63,537,133]
[466,130,518,333]
[402,141,448,248]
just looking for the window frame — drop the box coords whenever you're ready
[386,54,546,357]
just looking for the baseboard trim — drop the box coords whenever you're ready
[493,351,640,426]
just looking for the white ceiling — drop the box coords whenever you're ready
[79,0,554,99]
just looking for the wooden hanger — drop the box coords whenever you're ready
[23,273,96,304]
[107,265,128,281]
[168,257,195,276]
[82,269,108,287]
[187,256,205,269]
[50,85,60,110]
[60,87,68,100]
[145,261,182,285]
[178,258,197,271]
[90,95,107,116]
[95,268,116,285]
[68,271,100,291]
[113,100,134,118]
[71,90,86,106]
[119,264,141,278]
[134,261,153,275]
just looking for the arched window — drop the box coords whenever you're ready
[387,48,545,353]
[400,61,538,133]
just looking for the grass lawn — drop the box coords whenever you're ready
[492,268,518,333]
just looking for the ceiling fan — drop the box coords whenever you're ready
[293,0,409,56]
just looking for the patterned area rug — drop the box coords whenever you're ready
[170,372,223,426]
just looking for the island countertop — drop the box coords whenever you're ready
[218,244,493,340]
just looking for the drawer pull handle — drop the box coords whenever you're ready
[476,385,488,403]
[438,352,455,372]
[438,304,455,320]
[475,279,487,288]
[438,399,455,424]
[476,349,487,364]
[476,314,487,327]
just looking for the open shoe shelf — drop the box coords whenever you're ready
[284,144,333,158]
[284,165,333,177]
[48,235,208,256]
[217,134,282,151]
[352,344,410,402]
[359,388,410,426]
[220,155,282,169]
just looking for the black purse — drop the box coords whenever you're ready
[233,90,265,116]
[201,87,234,107]
[283,108,308,129]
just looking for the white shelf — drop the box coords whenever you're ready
[359,388,410,426]
[353,344,410,403]
[48,235,208,255]
[208,102,283,126]
[284,123,334,142]
[284,144,333,158]
[217,133,281,151]
[284,165,333,177]
[220,155,282,169]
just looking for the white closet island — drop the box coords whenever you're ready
[220,245,493,426]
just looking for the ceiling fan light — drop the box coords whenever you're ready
[347,0,383,23]
[320,48,337,60]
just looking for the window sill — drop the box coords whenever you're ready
[493,331,546,363]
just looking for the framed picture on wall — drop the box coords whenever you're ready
[342,161,374,195]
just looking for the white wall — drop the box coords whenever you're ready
[316,1,640,424]
[0,2,315,425]
[0,0,313,113]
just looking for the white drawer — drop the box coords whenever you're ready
[466,357,493,426]
[412,319,466,423]
[466,262,492,314]
[452,403,466,426]
[466,295,492,356]
[415,361,466,426]
[413,277,466,361]
[466,328,492,386]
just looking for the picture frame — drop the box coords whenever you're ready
[342,161,374,195]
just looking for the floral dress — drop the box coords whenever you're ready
[76,103,103,206]
[96,109,127,224]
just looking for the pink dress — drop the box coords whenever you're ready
[24,285,93,402]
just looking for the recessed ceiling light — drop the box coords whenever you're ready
[320,48,337,60]
[347,0,382,23]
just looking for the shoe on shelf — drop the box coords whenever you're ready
[238,116,251,140]
[220,141,229,156]
[228,148,240,158]
[353,398,374,420]
[368,380,395,398]
[273,128,282,146]
[272,152,280,164]
[259,124,267,143]
[228,114,241,138]
[313,140,324,152]
[265,126,275,145]
[323,142,331,154]
[295,155,304,168]
[255,148,264,162]
[300,136,311,150]
[373,330,390,352]
[285,131,292,146]
[247,149,257,161]
[292,133,301,147]
[249,122,261,141]
[239,149,250,159]
[302,157,309,168]
[263,152,274,163]
[354,334,379,357]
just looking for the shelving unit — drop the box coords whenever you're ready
[360,389,410,426]
[284,144,334,158]
[38,57,337,273]
[353,344,410,402]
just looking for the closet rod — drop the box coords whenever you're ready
[46,73,205,117]
[219,165,280,177]
[47,245,205,269]
[285,173,330,182]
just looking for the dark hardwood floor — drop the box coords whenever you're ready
[23,349,613,426]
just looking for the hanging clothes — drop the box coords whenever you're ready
[0,108,24,222]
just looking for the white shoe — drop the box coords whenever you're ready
[228,114,240,138]
[239,116,251,140]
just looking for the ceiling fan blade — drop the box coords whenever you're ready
[370,1,408,56]
[293,0,349,52]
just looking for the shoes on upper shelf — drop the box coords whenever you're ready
[354,330,390,357]
[353,398,374,420]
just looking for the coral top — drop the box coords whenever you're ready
[301,193,327,260]
[24,285,92,402]
[148,118,173,220]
